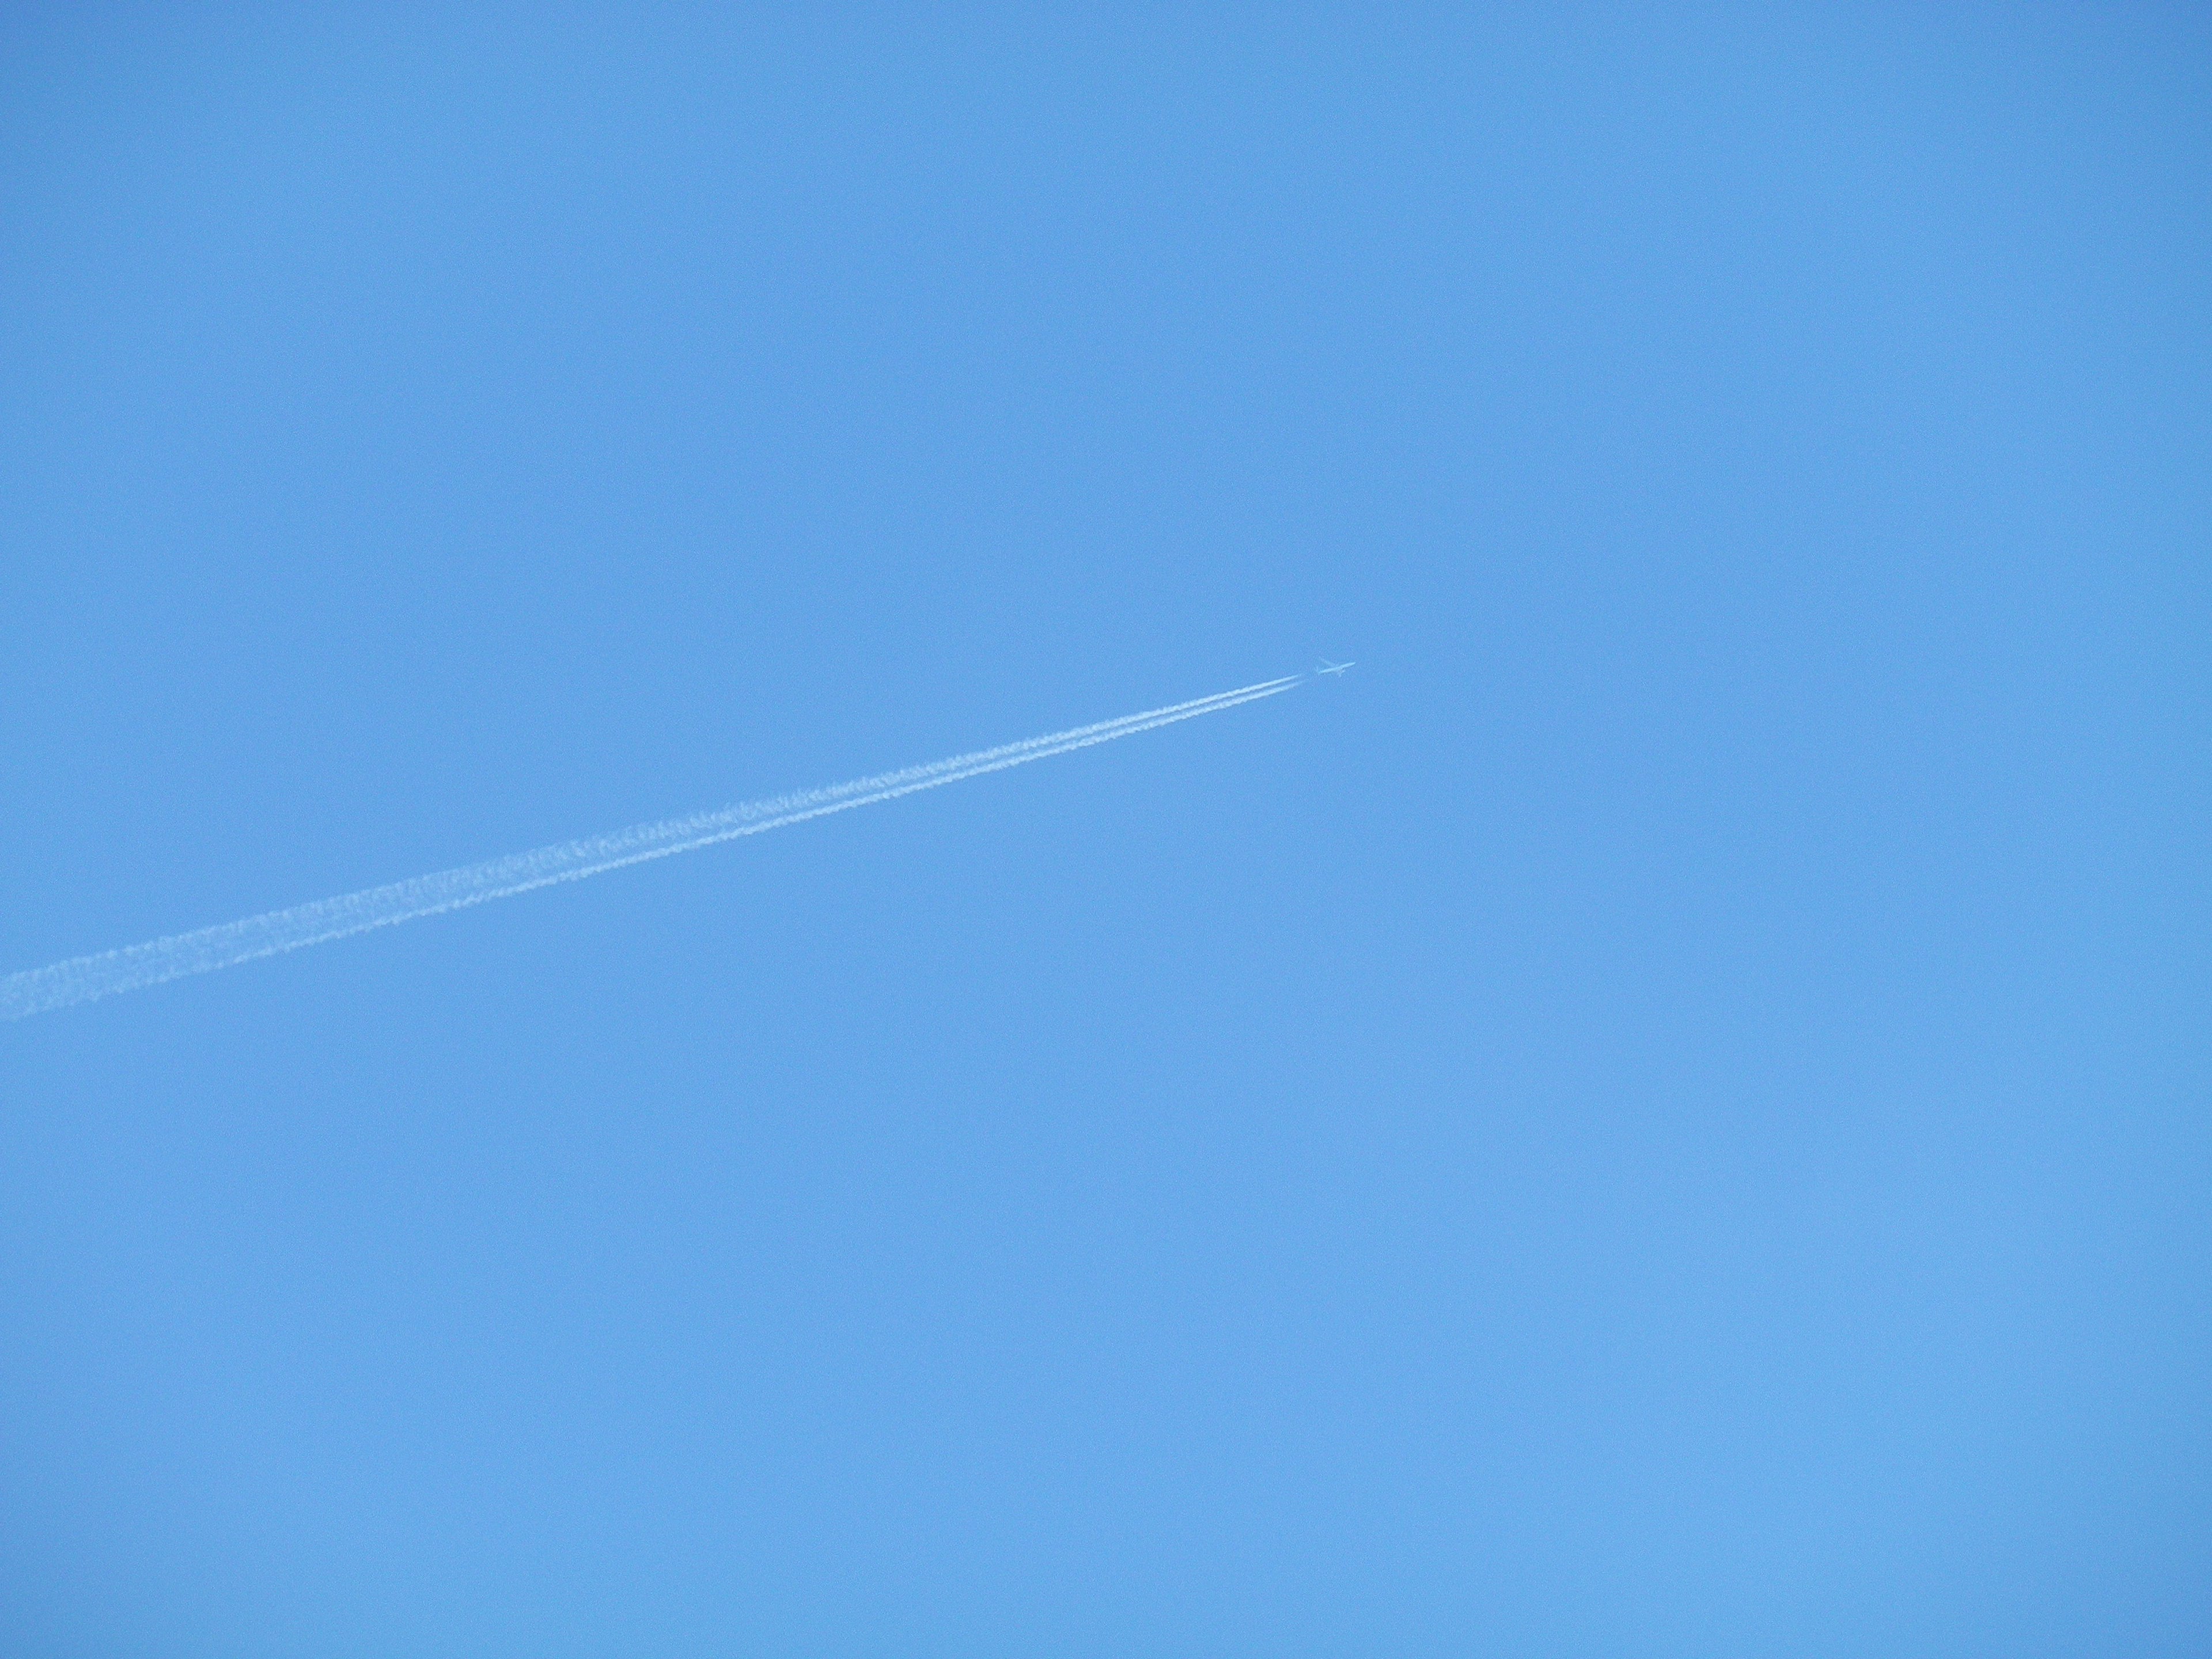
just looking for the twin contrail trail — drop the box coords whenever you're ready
[2,675,1300,1021]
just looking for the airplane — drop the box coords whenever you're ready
[1316,658,1355,677]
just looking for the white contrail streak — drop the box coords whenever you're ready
[2,675,1300,1021]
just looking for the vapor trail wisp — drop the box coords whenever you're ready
[2,675,1300,1021]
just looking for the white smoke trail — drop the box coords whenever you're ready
[2,676,1300,1021]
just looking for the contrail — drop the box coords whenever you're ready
[2,676,1300,1021]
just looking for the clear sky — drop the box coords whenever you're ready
[2,6,2205,1654]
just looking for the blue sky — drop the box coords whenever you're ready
[2,6,2205,1654]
